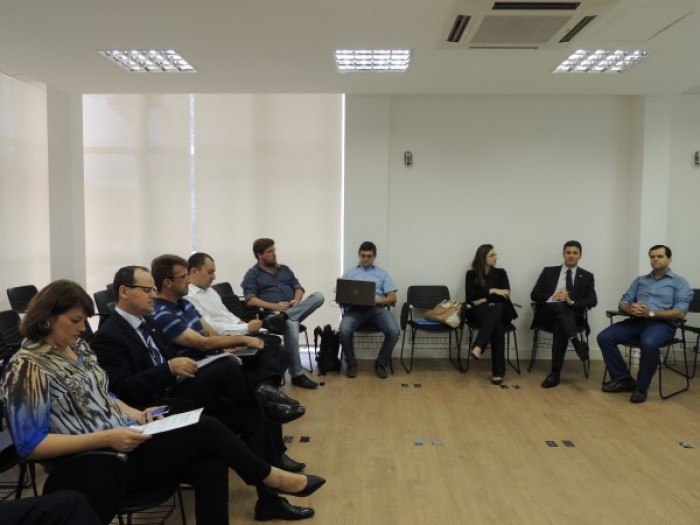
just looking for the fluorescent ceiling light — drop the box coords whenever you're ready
[553,49,648,74]
[335,50,411,72]
[100,49,196,73]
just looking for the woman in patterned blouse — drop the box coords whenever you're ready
[1,280,324,524]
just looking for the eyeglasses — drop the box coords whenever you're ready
[125,285,158,294]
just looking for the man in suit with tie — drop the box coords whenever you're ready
[530,241,597,388]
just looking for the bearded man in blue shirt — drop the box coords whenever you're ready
[597,244,693,404]
[338,241,400,379]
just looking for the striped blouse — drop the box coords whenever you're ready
[1,339,129,457]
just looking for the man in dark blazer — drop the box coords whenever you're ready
[93,265,317,521]
[530,241,597,388]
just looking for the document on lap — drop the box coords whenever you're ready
[130,408,203,435]
[222,326,268,335]
[197,353,244,369]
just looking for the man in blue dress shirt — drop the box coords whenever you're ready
[337,241,400,379]
[597,245,693,403]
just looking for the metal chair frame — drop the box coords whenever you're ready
[399,286,463,373]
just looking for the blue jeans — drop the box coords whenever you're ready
[281,292,324,377]
[338,306,400,367]
[597,318,676,393]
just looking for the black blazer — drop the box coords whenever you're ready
[530,265,597,330]
[92,312,177,408]
[466,268,518,320]
[530,266,597,309]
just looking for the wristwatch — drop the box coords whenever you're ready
[648,310,656,318]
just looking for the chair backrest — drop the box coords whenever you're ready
[212,282,235,298]
[6,285,38,314]
[688,289,700,314]
[0,310,23,352]
[94,289,115,317]
[406,286,451,309]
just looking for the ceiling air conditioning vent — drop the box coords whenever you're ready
[492,2,580,10]
[559,15,596,42]
[447,15,472,42]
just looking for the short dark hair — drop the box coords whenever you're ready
[253,238,275,259]
[112,265,150,301]
[151,254,189,292]
[188,252,214,271]
[358,241,377,255]
[563,240,582,252]
[21,280,95,341]
[649,244,672,258]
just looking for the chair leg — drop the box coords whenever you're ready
[506,330,520,375]
[301,330,313,373]
[177,488,188,525]
[400,328,411,373]
[528,330,539,372]
[400,329,417,373]
[448,329,466,373]
[659,341,690,400]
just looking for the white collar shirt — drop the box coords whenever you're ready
[186,283,245,334]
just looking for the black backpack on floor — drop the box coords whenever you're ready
[314,324,341,375]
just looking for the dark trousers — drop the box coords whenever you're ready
[469,303,507,377]
[127,414,271,525]
[0,490,102,525]
[241,334,285,386]
[534,302,580,373]
[169,357,284,502]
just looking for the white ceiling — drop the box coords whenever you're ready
[1,0,699,96]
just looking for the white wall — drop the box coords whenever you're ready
[345,94,650,358]
[0,73,50,310]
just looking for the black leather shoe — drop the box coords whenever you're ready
[265,402,306,424]
[541,372,560,389]
[263,313,289,333]
[277,453,306,473]
[291,374,318,389]
[256,384,301,406]
[573,339,589,361]
[346,364,357,378]
[630,389,648,403]
[374,360,388,379]
[255,497,314,521]
[601,377,636,393]
[268,474,326,498]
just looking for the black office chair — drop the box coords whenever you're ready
[464,303,521,375]
[6,285,38,314]
[528,302,590,378]
[602,310,689,400]
[399,285,463,373]
[212,282,313,371]
[0,310,23,376]
[673,289,700,378]
[93,289,115,328]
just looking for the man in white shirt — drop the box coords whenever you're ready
[186,252,296,406]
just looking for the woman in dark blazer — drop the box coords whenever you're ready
[465,244,517,385]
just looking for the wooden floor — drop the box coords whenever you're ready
[169,357,700,525]
[4,356,699,523]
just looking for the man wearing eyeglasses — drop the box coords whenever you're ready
[93,264,316,520]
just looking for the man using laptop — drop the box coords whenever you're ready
[337,241,400,379]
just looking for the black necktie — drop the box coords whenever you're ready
[138,322,164,365]
[566,269,574,294]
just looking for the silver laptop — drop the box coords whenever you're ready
[336,279,376,307]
